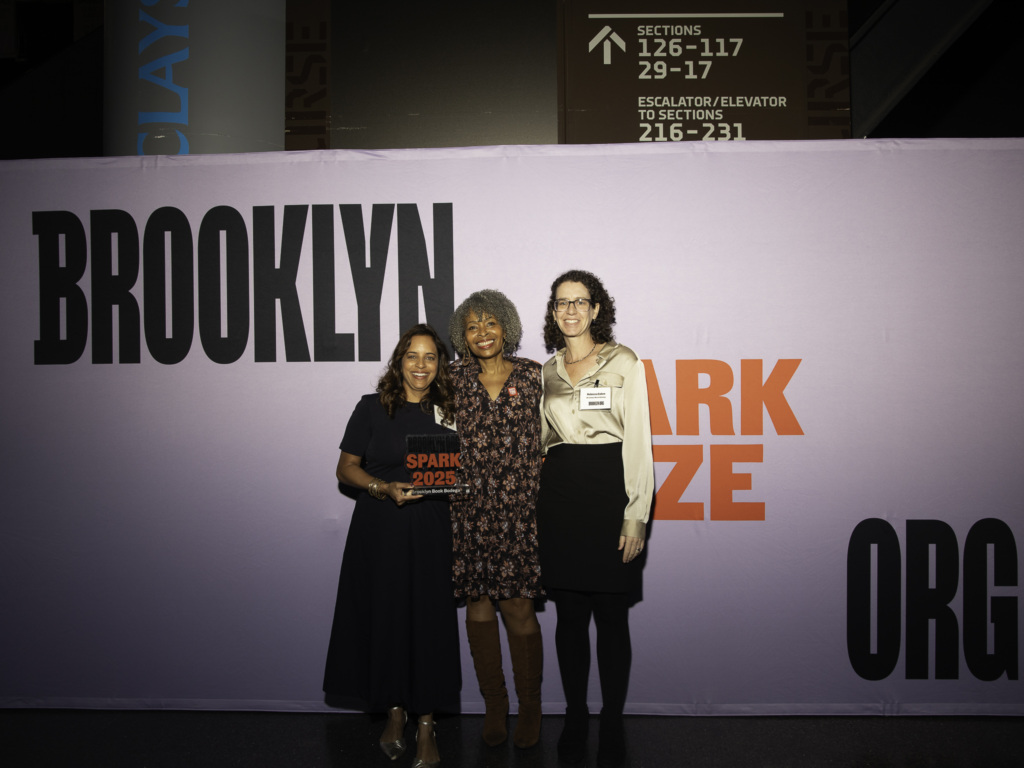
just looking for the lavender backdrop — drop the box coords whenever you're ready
[1,139,1021,713]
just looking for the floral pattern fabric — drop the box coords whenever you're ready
[450,356,544,600]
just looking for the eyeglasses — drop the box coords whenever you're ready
[553,298,592,313]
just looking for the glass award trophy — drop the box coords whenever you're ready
[405,432,468,496]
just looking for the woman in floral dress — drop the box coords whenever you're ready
[448,289,544,750]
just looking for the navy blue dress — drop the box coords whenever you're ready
[323,394,461,714]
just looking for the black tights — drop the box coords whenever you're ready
[551,589,631,716]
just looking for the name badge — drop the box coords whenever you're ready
[580,386,611,410]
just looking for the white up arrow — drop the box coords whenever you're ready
[588,26,626,65]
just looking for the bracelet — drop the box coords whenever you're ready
[368,478,389,500]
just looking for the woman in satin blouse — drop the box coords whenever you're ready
[536,269,654,768]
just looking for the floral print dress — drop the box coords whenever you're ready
[450,356,544,600]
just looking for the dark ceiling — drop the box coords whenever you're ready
[0,0,1020,161]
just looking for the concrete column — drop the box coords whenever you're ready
[104,0,285,156]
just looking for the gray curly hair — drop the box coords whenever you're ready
[448,289,524,360]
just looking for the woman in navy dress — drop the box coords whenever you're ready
[323,324,461,768]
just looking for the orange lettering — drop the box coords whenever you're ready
[740,359,803,436]
[710,444,764,520]
[643,359,672,435]
[653,444,704,520]
[677,360,735,436]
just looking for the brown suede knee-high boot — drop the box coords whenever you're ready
[466,619,509,746]
[508,631,543,748]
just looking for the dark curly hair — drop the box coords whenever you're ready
[448,289,524,360]
[377,324,454,423]
[542,269,616,353]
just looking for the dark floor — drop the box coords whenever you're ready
[3,710,1022,768]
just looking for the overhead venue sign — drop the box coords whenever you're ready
[559,0,850,143]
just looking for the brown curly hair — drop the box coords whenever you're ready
[542,269,617,353]
[377,324,455,423]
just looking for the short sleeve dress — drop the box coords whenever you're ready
[323,394,462,714]
[449,356,544,600]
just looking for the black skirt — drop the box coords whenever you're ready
[537,442,641,594]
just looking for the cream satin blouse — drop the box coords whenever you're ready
[540,342,654,538]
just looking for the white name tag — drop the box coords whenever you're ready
[580,386,612,410]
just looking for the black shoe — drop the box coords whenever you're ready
[557,707,589,765]
[596,712,626,768]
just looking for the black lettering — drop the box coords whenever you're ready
[397,203,454,355]
[34,202,458,365]
[905,520,960,679]
[143,206,194,365]
[197,206,249,364]
[34,211,89,364]
[90,210,141,364]
[847,518,902,680]
[253,205,311,362]
[311,204,356,361]
[963,518,1018,680]
[341,204,393,361]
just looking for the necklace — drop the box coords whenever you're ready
[565,342,596,365]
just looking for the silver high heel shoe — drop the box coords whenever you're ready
[412,718,440,768]
[379,706,407,761]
